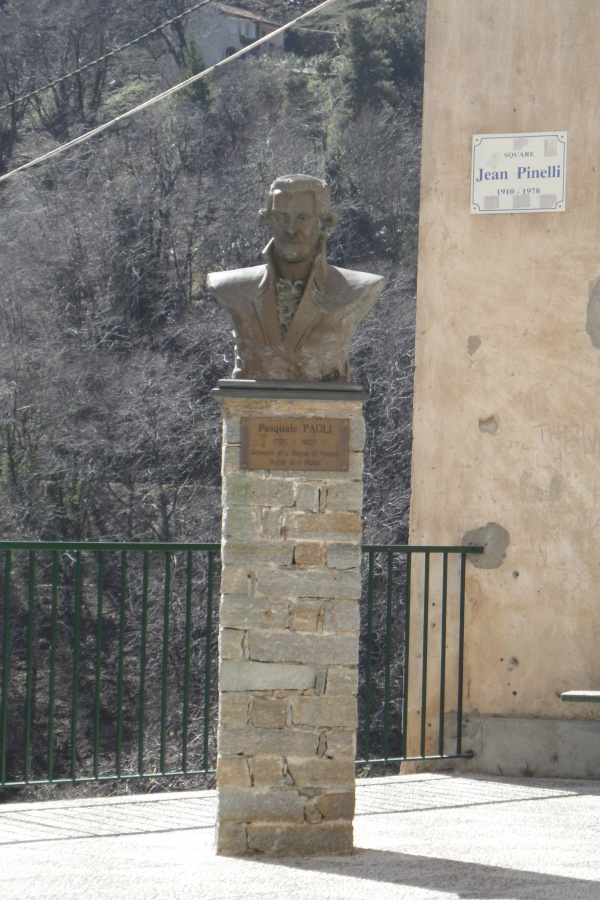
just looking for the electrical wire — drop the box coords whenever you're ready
[0,0,343,185]
[0,1,213,114]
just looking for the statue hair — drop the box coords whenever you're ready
[259,174,340,230]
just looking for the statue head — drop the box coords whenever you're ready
[259,175,340,268]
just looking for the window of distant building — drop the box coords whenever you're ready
[228,19,237,35]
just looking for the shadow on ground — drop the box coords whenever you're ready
[264,849,599,900]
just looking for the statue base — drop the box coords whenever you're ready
[213,380,367,856]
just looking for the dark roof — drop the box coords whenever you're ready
[212,3,279,27]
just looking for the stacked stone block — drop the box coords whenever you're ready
[215,393,365,856]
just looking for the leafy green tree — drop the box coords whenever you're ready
[341,13,396,114]
[180,41,211,109]
[340,4,425,116]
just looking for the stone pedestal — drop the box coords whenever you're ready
[213,380,367,856]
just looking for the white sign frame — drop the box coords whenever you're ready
[471,132,567,214]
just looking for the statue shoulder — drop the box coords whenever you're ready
[206,265,266,308]
[323,265,386,310]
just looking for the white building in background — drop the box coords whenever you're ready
[185,3,284,68]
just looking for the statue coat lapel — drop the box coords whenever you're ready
[252,271,282,347]
[252,241,328,352]
[283,284,326,352]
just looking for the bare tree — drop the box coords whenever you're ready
[121,0,191,68]
[26,1,121,141]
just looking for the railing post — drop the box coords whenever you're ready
[1,551,12,785]
[24,551,37,783]
[203,549,215,774]
[456,551,468,758]
[383,550,394,760]
[160,552,172,774]
[362,550,375,762]
[181,550,194,774]
[420,551,431,757]
[94,552,105,781]
[48,552,59,782]
[116,551,127,778]
[401,551,412,761]
[138,551,150,776]
[70,551,83,781]
[438,552,449,757]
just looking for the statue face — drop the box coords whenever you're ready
[270,190,321,265]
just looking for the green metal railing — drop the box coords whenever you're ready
[0,541,481,789]
[357,545,482,767]
[0,542,220,788]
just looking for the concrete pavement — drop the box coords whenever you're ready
[1,773,600,899]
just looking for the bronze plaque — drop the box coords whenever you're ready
[240,417,350,472]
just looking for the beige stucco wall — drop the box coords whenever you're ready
[409,0,600,776]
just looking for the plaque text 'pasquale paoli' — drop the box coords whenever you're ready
[240,417,350,472]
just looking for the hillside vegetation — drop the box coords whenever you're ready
[0,0,426,802]
[0,0,425,545]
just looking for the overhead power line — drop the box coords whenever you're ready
[0,0,212,114]
[0,0,344,186]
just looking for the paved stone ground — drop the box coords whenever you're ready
[2,773,600,899]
